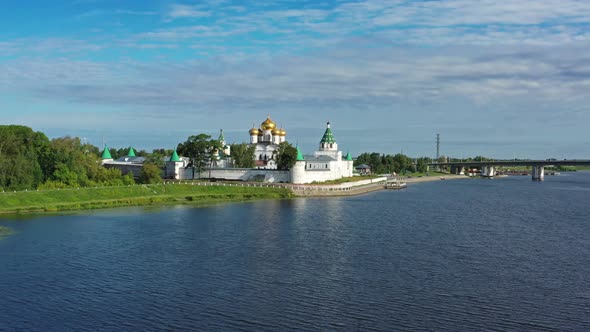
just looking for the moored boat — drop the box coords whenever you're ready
[384,181,407,190]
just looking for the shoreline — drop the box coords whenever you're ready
[290,174,473,197]
[0,184,292,216]
[403,174,474,183]
[0,174,487,215]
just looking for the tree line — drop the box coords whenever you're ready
[0,125,132,190]
[0,125,300,191]
[354,152,432,175]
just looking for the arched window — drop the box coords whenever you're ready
[330,143,333,148]
[259,154,262,160]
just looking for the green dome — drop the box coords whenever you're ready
[320,122,336,144]
[101,144,112,159]
[345,150,353,161]
[127,147,136,157]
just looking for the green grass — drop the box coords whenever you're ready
[0,184,293,214]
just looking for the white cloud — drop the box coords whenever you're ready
[167,4,211,19]
[3,42,588,110]
[0,38,102,56]
[137,0,590,50]
[2,0,590,156]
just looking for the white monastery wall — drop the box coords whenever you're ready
[176,167,290,183]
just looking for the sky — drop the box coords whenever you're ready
[1,0,589,159]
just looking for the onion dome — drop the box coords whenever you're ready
[249,127,259,135]
[280,128,287,136]
[271,128,282,136]
[261,116,276,130]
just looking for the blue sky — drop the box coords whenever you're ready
[1,0,590,159]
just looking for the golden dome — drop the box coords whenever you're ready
[249,127,259,135]
[271,128,282,135]
[279,128,286,136]
[261,116,276,130]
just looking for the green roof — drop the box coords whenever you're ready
[101,144,112,159]
[169,149,181,162]
[218,129,225,142]
[345,150,353,161]
[320,124,336,144]
[296,146,304,161]
[127,147,136,157]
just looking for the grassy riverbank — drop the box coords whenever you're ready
[0,184,293,214]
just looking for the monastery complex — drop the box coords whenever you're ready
[101,116,354,184]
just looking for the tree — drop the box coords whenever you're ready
[230,143,255,168]
[139,163,163,184]
[275,142,298,170]
[149,148,173,167]
[177,134,211,178]
[392,153,413,174]
[416,157,430,173]
[354,151,418,175]
[177,134,222,179]
[0,125,48,190]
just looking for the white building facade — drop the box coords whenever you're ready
[291,122,354,184]
[248,116,286,169]
[101,118,354,184]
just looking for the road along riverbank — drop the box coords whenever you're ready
[288,174,473,197]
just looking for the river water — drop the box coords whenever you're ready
[0,173,589,331]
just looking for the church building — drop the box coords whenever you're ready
[101,116,354,184]
[248,116,286,168]
[290,122,354,184]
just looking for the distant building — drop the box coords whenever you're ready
[213,129,231,168]
[355,164,371,175]
[248,116,286,169]
[101,118,354,184]
[101,146,146,178]
[290,122,354,184]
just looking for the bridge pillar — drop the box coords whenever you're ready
[532,166,544,181]
[481,165,495,178]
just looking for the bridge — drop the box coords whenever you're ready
[428,160,590,181]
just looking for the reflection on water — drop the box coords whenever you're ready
[0,173,589,331]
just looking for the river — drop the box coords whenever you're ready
[1,172,589,331]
